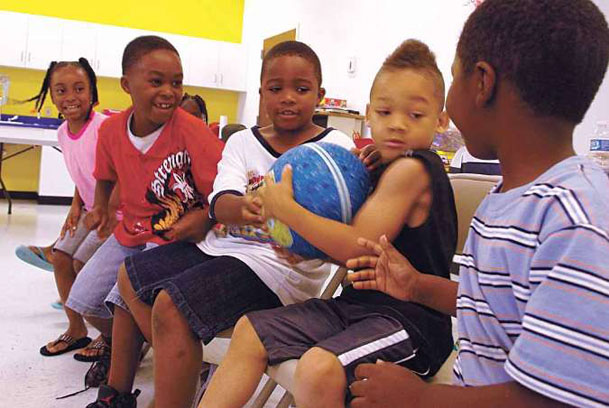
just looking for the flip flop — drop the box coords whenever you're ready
[40,334,92,357]
[51,301,64,310]
[74,336,109,362]
[15,245,54,272]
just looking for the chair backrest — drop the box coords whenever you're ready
[449,173,501,255]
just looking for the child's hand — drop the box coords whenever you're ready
[350,360,427,408]
[352,143,382,171]
[97,210,119,240]
[61,204,82,239]
[272,245,305,265]
[346,235,420,302]
[84,206,109,238]
[240,194,265,228]
[259,166,295,221]
[163,208,209,242]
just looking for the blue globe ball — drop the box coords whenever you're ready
[267,142,371,259]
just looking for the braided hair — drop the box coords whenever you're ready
[181,93,208,123]
[25,57,99,119]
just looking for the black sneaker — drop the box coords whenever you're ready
[86,384,140,408]
[85,350,111,388]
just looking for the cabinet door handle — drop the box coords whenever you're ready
[27,52,31,63]
[220,74,224,85]
[214,73,218,84]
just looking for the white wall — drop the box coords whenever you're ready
[575,0,609,154]
[239,0,609,153]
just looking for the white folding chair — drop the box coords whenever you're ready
[196,265,349,408]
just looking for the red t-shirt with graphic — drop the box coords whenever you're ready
[94,107,223,247]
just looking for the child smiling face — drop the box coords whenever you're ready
[121,49,184,136]
[50,65,92,127]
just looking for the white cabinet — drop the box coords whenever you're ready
[60,20,98,64]
[187,40,247,91]
[186,39,220,89]
[26,16,63,70]
[217,43,247,92]
[0,12,61,70]
[0,12,28,67]
[0,12,247,92]
[94,25,136,78]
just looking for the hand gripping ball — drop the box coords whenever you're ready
[267,142,371,259]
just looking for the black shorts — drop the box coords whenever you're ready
[125,241,282,343]
[247,296,431,386]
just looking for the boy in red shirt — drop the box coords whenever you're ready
[64,35,222,382]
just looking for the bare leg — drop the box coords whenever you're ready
[117,263,153,342]
[73,259,85,273]
[100,262,153,393]
[45,250,87,353]
[152,290,202,408]
[293,347,347,408]
[106,306,145,393]
[200,316,269,408]
[84,315,113,338]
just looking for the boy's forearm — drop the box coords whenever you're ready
[182,208,215,242]
[412,274,458,317]
[108,184,120,214]
[416,382,569,408]
[213,194,247,225]
[93,180,115,210]
[276,200,367,263]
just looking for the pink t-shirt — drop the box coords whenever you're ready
[57,111,108,210]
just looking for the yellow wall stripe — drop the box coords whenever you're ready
[1,0,244,43]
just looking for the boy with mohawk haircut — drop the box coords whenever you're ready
[346,0,609,407]
[199,39,456,408]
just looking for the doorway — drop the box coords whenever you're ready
[257,29,297,126]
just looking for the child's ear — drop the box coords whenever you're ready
[317,87,326,105]
[435,111,449,133]
[365,103,371,127]
[474,61,497,108]
[120,76,131,95]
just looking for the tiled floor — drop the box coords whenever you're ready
[0,199,285,408]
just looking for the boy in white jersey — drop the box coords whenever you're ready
[346,0,609,407]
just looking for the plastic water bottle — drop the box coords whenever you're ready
[589,121,609,174]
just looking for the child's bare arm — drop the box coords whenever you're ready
[350,362,569,408]
[259,158,429,264]
[61,187,83,239]
[346,236,457,316]
[85,180,115,235]
[213,193,265,228]
[163,208,215,243]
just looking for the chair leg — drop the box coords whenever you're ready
[250,377,279,408]
[276,391,294,408]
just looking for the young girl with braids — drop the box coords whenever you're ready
[24,58,117,359]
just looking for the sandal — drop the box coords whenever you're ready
[74,335,110,362]
[40,334,92,357]
[15,245,54,272]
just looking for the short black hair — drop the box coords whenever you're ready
[25,58,99,120]
[261,40,322,86]
[181,93,208,122]
[372,39,445,110]
[122,35,180,75]
[458,0,609,124]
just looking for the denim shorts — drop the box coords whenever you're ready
[124,241,282,344]
[66,234,145,318]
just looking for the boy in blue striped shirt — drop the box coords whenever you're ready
[347,0,609,407]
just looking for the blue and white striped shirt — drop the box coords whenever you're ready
[455,156,609,407]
